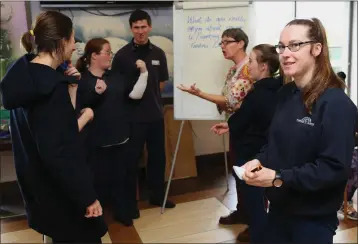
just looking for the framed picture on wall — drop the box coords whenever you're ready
[47,5,175,100]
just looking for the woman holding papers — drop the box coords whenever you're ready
[242,18,356,243]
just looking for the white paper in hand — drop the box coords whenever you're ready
[233,166,245,180]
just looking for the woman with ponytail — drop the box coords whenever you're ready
[241,18,356,243]
[211,44,282,243]
[0,11,107,243]
[76,37,148,227]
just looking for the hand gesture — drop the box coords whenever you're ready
[241,159,262,172]
[95,79,107,95]
[85,200,103,218]
[64,63,81,80]
[210,122,229,135]
[177,83,201,96]
[80,108,94,121]
[136,59,147,73]
[242,159,276,187]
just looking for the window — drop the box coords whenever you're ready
[249,1,295,48]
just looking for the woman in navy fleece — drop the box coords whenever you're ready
[242,18,356,243]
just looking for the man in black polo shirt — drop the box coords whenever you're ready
[111,9,176,223]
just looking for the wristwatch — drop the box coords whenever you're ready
[272,170,283,187]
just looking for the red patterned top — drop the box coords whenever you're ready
[220,56,254,116]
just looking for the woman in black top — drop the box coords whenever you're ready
[0,11,107,243]
[76,38,148,226]
[242,18,356,243]
[211,44,282,243]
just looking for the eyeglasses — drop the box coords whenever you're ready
[100,50,113,56]
[275,41,314,54]
[219,40,239,46]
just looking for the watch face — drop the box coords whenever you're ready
[274,179,283,187]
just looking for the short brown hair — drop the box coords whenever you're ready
[221,28,249,51]
[129,9,152,27]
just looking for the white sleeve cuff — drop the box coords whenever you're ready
[129,71,148,99]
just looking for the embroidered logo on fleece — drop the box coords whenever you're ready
[296,117,315,126]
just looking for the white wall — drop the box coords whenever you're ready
[250,1,295,47]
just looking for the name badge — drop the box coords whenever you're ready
[152,60,160,65]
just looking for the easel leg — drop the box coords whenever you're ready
[222,133,229,191]
[161,120,185,214]
[43,235,52,243]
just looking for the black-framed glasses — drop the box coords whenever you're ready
[275,41,314,54]
[219,40,239,46]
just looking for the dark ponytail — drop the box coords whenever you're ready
[21,30,34,53]
[76,55,88,73]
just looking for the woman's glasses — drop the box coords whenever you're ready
[275,41,314,54]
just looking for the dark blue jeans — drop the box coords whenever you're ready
[235,159,268,243]
[263,208,338,243]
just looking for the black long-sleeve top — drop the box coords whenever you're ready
[256,82,357,216]
[228,76,283,161]
[0,54,107,239]
[77,69,136,148]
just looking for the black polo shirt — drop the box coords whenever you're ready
[111,39,169,122]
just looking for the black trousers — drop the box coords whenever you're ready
[89,144,131,217]
[125,118,166,202]
[263,208,338,243]
[52,237,102,244]
[235,159,267,243]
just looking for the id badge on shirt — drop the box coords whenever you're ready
[152,60,160,66]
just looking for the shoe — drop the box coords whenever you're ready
[237,227,250,243]
[113,215,133,226]
[132,208,140,219]
[149,198,176,208]
[219,210,249,225]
